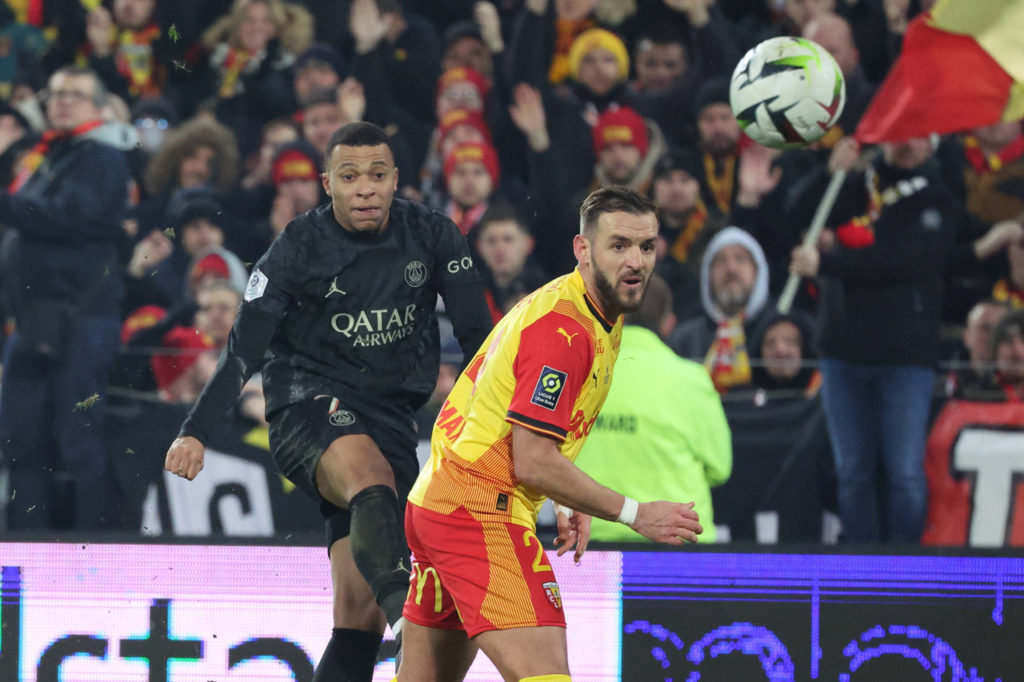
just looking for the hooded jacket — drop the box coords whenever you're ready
[0,120,135,317]
[668,227,772,360]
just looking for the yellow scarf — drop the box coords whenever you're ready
[703,316,750,392]
[703,152,735,214]
[668,198,709,264]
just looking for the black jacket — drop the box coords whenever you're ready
[181,198,492,443]
[0,123,131,318]
[791,161,959,367]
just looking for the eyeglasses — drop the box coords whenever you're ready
[135,118,170,130]
[47,90,95,104]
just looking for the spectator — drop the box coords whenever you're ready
[195,279,242,350]
[442,140,500,236]
[749,309,821,395]
[990,225,1024,310]
[0,65,133,530]
[146,189,230,302]
[185,244,249,301]
[0,100,35,187]
[473,204,546,321]
[151,325,217,403]
[234,116,301,222]
[291,42,342,107]
[139,115,239,233]
[576,274,732,543]
[198,0,313,156]
[441,19,493,80]
[628,4,741,146]
[130,96,177,158]
[262,140,324,246]
[802,13,876,139]
[692,77,744,215]
[789,135,958,544]
[651,149,727,322]
[299,86,349,155]
[81,0,170,102]
[946,299,1010,398]
[509,25,637,200]
[587,106,667,194]
[985,310,1024,401]
[669,226,772,393]
[960,119,1024,227]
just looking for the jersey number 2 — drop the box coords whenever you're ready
[522,530,553,573]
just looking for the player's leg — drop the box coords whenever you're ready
[316,432,411,628]
[473,627,570,681]
[268,398,403,681]
[395,620,477,682]
[396,502,478,682]
[312,535,387,682]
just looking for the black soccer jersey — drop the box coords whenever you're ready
[180,198,492,443]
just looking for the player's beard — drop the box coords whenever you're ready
[591,256,646,315]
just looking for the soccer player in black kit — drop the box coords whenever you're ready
[164,122,492,680]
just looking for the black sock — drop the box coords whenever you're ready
[349,484,412,628]
[312,628,383,682]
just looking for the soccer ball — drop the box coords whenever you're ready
[729,37,846,149]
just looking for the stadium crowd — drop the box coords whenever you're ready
[1,0,1023,545]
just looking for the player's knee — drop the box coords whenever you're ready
[317,436,394,503]
[519,676,571,681]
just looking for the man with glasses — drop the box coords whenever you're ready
[0,65,136,530]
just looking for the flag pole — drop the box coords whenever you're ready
[776,168,847,314]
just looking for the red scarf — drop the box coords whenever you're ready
[963,133,1024,175]
[446,200,488,236]
[8,119,105,193]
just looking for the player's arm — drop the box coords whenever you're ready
[165,265,291,479]
[512,425,702,545]
[432,215,493,364]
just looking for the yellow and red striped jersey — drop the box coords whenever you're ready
[408,269,622,528]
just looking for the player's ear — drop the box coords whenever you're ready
[393,166,399,190]
[572,233,589,264]
[321,172,330,196]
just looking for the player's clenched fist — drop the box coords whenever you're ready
[632,501,703,544]
[164,436,205,481]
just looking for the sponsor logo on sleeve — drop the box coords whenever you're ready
[244,269,268,302]
[530,366,567,410]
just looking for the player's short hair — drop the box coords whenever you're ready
[578,185,657,237]
[324,122,395,167]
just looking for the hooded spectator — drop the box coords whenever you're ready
[669,226,772,393]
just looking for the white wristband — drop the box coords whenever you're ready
[616,497,638,527]
[553,503,574,518]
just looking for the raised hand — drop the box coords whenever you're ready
[737,143,783,207]
[338,76,366,124]
[86,7,116,58]
[509,83,550,151]
[350,0,387,55]
[475,1,504,53]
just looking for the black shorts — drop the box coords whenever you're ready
[268,395,419,547]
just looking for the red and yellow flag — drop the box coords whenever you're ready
[856,0,1024,143]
